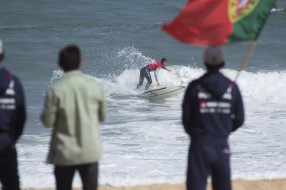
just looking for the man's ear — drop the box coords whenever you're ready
[58,63,64,72]
[79,60,84,69]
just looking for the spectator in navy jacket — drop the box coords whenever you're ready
[0,39,26,190]
[182,47,244,190]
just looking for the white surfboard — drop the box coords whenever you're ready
[138,85,186,100]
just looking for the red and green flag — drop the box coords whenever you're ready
[162,0,276,47]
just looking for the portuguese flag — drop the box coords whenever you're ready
[162,0,276,47]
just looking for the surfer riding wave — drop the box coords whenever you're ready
[136,58,171,90]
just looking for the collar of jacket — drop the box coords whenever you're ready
[63,70,83,78]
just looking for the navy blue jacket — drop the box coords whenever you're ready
[0,66,26,152]
[182,72,244,146]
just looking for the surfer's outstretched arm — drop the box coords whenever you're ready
[162,66,171,72]
[154,69,160,86]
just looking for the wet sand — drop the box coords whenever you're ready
[22,178,286,190]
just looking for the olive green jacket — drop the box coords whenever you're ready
[41,70,106,165]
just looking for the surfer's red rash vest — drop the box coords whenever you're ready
[148,62,163,71]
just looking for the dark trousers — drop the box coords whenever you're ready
[187,145,231,190]
[54,162,98,190]
[137,66,152,90]
[0,148,20,190]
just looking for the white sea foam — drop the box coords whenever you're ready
[271,8,285,12]
[51,64,286,104]
[60,66,286,105]
[50,45,286,104]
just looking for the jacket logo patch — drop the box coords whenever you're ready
[0,80,16,110]
[200,101,207,109]
[5,80,15,95]
[198,85,232,114]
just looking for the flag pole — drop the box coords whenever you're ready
[234,41,257,81]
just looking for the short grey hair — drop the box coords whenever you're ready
[203,47,224,66]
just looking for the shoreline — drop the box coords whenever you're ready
[22,178,286,190]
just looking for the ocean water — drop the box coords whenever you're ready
[1,0,286,188]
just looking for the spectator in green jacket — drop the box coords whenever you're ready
[41,45,107,190]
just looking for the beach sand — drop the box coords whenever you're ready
[22,178,286,190]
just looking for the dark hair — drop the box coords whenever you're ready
[205,61,225,73]
[58,45,81,71]
[161,58,167,63]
